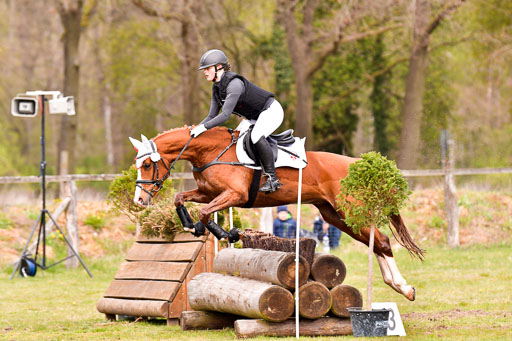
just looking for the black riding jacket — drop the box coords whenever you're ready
[201,71,274,129]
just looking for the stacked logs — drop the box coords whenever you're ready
[183,243,363,338]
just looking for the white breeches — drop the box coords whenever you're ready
[250,100,284,144]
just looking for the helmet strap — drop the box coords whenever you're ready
[213,65,224,82]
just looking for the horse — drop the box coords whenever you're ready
[129,126,424,301]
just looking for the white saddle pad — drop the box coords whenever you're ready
[235,121,307,170]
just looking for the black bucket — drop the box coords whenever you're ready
[348,307,390,337]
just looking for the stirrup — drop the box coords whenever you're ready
[259,174,281,193]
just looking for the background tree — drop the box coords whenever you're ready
[397,0,466,170]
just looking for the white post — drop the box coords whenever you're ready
[295,167,303,338]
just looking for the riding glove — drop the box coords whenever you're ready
[190,124,207,137]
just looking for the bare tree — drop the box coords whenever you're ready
[277,0,399,149]
[397,0,466,170]
[132,0,202,125]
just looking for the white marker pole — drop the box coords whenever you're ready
[295,166,303,339]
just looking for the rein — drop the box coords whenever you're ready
[192,129,255,173]
[136,136,194,198]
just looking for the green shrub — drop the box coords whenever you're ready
[84,213,106,231]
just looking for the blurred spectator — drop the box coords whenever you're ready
[313,215,342,250]
[273,205,297,238]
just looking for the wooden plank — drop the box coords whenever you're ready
[205,233,215,273]
[234,317,352,337]
[115,262,191,282]
[168,279,188,318]
[104,280,180,301]
[135,232,208,243]
[96,297,169,318]
[125,242,203,262]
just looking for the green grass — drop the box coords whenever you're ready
[1,242,511,340]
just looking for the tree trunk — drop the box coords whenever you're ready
[330,284,363,318]
[188,272,295,322]
[397,0,430,170]
[180,311,239,331]
[180,3,201,125]
[296,281,332,319]
[57,0,83,175]
[234,317,352,338]
[310,254,347,289]
[367,224,375,311]
[213,248,309,289]
[294,74,314,149]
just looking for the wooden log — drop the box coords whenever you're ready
[213,248,310,289]
[297,281,332,319]
[242,229,316,267]
[330,284,363,318]
[188,272,294,322]
[234,317,352,338]
[180,311,239,331]
[310,254,347,289]
[96,297,168,317]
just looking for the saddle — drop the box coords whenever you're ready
[242,126,296,164]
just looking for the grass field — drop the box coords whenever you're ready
[1,238,511,340]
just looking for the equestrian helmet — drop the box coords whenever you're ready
[198,49,228,70]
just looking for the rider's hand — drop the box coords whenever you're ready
[190,124,207,137]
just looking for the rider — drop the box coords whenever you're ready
[190,49,283,193]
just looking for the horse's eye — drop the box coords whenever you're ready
[143,163,151,169]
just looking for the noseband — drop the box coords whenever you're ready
[136,136,194,198]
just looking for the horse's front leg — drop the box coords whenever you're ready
[174,189,211,207]
[198,188,246,223]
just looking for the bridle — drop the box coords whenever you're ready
[136,136,193,199]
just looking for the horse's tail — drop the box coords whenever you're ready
[389,213,425,261]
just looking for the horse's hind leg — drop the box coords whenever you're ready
[314,202,415,301]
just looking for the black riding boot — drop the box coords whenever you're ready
[254,137,281,193]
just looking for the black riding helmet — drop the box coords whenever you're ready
[198,49,228,70]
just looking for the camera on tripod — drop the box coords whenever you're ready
[11,90,75,117]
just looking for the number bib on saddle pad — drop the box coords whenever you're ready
[235,120,307,170]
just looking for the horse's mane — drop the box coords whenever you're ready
[153,125,231,141]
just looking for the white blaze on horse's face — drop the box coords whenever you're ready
[129,134,161,205]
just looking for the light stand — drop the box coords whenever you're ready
[10,94,92,279]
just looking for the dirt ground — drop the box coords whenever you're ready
[1,188,511,265]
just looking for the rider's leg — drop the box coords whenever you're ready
[254,137,281,192]
[251,100,284,192]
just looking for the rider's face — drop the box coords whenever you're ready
[203,65,222,82]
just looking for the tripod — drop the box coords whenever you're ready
[10,95,92,279]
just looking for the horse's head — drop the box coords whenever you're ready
[129,134,171,206]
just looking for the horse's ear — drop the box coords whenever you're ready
[141,134,150,144]
[129,137,143,152]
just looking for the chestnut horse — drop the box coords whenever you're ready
[131,126,423,301]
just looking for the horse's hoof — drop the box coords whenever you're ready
[407,287,416,301]
[228,228,240,243]
[191,221,206,237]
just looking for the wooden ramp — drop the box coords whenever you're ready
[96,232,215,325]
